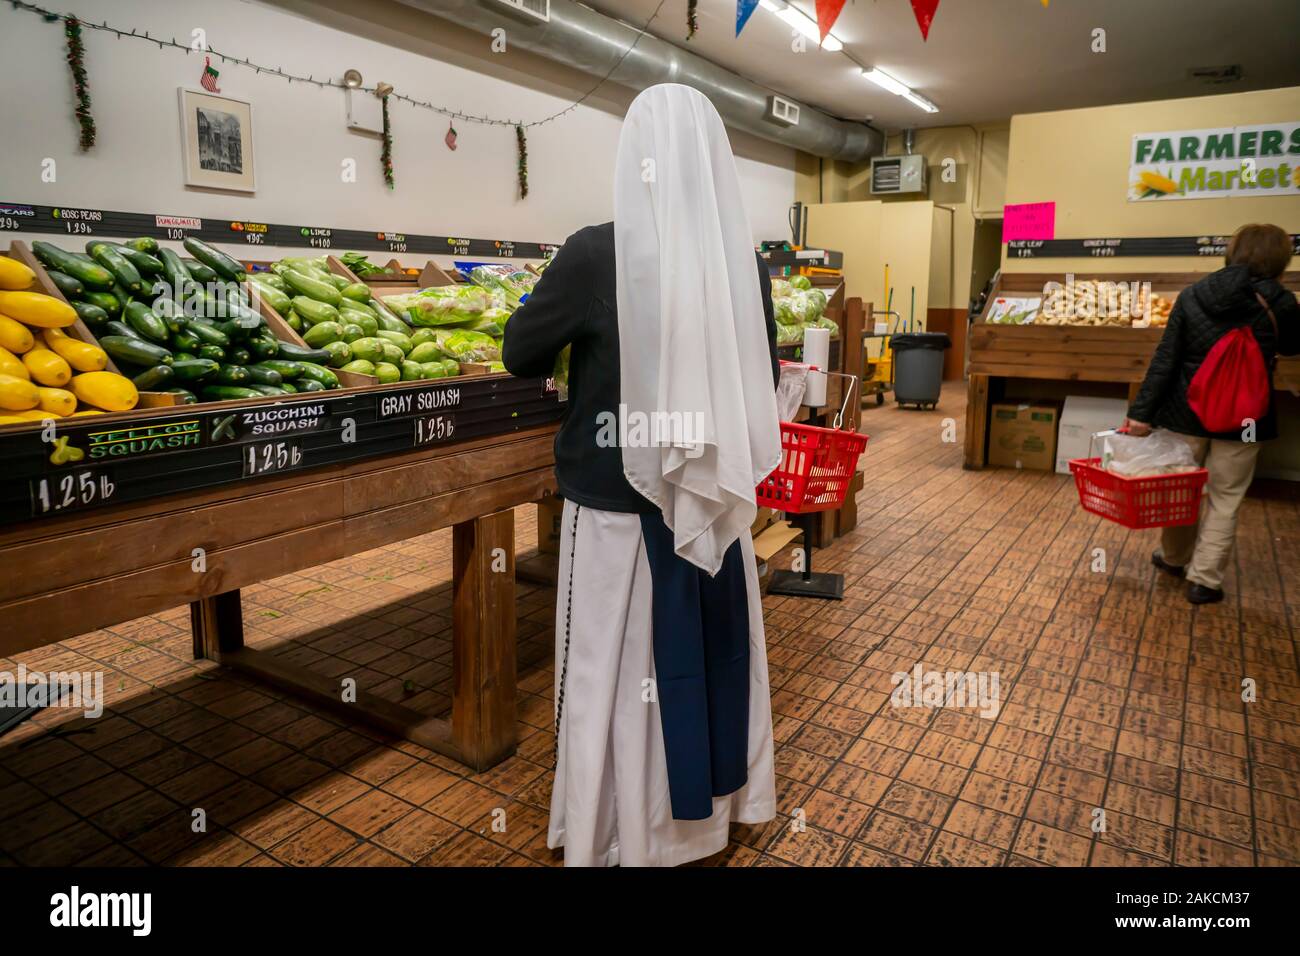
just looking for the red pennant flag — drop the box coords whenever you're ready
[814,0,847,42]
[910,0,941,40]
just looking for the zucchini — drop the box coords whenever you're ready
[164,387,197,404]
[197,345,226,362]
[212,365,251,385]
[340,282,373,302]
[338,297,379,319]
[201,385,262,401]
[31,241,115,291]
[170,330,201,352]
[226,347,252,366]
[274,341,331,364]
[46,269,84,298]
[295,362,339,388]
[112,244,164,276]
[245,365,283,387]
[291,296,340,326]
[184,319,230,348]
[81,290,122,318]
[186,260,218,284]
[123,301,169,343]
[103,320,142,340]
[278,382,297,394]
[247,384,290,397]
[157,248,193,300]
[254,360,303,380]
[183,237,246,283]
[131,365,175,390]
[246,336,279,360]
[257,273,287,292]
[172,351,197,363]
[169,358,220,381]
[70,301,109,328]
[374,310,410,334]
[87,242,143,293]
[127,237,160,255]
[282,269,342,306]
[322,272,350,291]
[286,312,302,333]
[294,378,325,392]
[99,335,173,367]
[248,278,291,315]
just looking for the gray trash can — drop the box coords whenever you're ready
[890,332,951,409]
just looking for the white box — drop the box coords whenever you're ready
[1055,396,1130,474]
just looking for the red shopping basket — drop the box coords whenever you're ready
[756,421,868,514]
[1068,457,1207,529]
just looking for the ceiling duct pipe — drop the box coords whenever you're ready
[903,128,915,155]
[393,0,884,162]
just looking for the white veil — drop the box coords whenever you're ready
[614,84,781,575]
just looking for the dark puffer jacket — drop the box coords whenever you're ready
[1128,265,1300,441]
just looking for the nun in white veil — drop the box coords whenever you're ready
[538,83,781,867]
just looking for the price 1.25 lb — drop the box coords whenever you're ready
[244,439,304,477]
[413,414,455,446]
[32,471,116,516]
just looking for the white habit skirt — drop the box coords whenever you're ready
[547,499,777,867]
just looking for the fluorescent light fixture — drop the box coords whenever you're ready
[862,66,939,113]
[903,91,938,113]
[760,0,844,52]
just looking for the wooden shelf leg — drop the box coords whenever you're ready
[964,374,990,470]
[451,509,517,771]
[191,590,245,661]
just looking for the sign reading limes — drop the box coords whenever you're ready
[1129,122,1300,201]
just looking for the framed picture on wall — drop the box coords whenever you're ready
[178,88,256,192]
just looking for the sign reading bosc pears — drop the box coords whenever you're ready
[1129,123,1300,201]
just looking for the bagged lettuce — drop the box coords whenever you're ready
[803,316,839,338]
[467,264,538,309]
[776,323,803,345]
[789,274,813,291]
[770,278,794,299]
[386,285,490,327]
[454,307,510,337]
[432,328,501,362]
[552,345,570,401]
[774,298,800,326]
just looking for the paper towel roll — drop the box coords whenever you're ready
[802,326,830,407]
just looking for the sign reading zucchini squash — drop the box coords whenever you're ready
[1130,122,1300,201]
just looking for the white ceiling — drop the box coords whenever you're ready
[584,0,1300,131]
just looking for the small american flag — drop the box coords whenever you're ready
[200,56,220,93]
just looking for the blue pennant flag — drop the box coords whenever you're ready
[736,0,760,37]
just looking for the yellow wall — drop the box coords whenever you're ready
[803,200,935,338]
[1002,86,1300,273]
[796,125,1009,309]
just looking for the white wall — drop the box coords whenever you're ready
[0,0,796,263]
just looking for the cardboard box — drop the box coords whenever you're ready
[988,403,1059,471]
[1055,396,1129,474]
[537,495,564,555]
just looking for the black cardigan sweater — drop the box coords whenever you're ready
[502,222,780,514]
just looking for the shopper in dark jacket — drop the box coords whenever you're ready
[1127,223,1299,604]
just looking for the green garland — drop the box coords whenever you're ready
[687,0,698,40]
[64,15,95,151]
[516,124,528,199]
[380,93,394,190]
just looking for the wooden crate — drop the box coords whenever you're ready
[6,240,180,409]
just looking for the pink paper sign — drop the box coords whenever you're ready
[1002,202,1056,242]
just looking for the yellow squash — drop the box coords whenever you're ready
[0,345,28,379]
[22,347,72,387]
[0,256,35,291]
[42,328,107,372]
[36,386,77,417]
[0,315,34,353]
[0,290,76,328]
[70,371,138,412]
[0,371,40,410]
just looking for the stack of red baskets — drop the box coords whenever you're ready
[756,421,869,514]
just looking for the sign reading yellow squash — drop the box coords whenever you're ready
[1129,123,1300,201]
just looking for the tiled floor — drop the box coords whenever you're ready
[2,381,1297,867]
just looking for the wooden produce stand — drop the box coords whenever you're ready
[0,364,565,770]
[964,270,1300,469]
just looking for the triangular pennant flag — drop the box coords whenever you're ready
[736,0,760,37]
[815,0,848,41]
[910,0,941,40]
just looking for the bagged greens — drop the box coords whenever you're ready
[432,328,502,362]
[467,264,537,308]
[385,285,491,327]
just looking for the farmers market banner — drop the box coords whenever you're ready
[1129,122,1300,201]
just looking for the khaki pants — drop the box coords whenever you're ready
[1159,434,1261,591]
